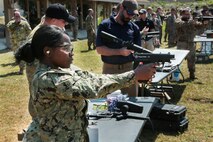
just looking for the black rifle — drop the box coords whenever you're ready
[141,31,160,38]
[100,31,175,63]
[195,16,213,21]
[100,31,152,53]
[146,31,160,38]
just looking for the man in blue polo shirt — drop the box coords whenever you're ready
[134,9,155,51]
[96,0,141,96]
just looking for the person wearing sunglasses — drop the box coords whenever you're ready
[134,9,156,51]
[96,0,140,97]
[19,25,156,142]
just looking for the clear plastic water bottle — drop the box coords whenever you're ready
[171,68,180,82]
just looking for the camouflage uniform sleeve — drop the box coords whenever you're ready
[193,20,207,30]
[6,21,13,33]
[24,21,32,33]
[39,70,136,100]
[86,16,93,30]
[175,18,184,28]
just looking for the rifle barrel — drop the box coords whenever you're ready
[100,31,152,53]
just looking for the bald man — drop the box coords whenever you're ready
[6,11,32,74]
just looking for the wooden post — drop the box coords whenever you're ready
[25,0,29,21]
[80,0,83,29]
[3,0,13,48]
[36,0,41,18]
[93,1,97,30]
[43,0,49,9]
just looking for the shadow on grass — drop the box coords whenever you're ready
[80,49,95,53]
[1,61,17,67]
[0,48,11,54]
[169,84,187,104]
[195,58,213,64]
[0,71,22,78]
[187,97,213,104]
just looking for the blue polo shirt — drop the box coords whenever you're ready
[134,18,155,41]
[96,16,141,64]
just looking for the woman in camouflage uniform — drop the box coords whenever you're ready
[19,25,156,142]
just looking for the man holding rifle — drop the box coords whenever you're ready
[134,9,156,51]
[175,8,208,79]
[96,0,142,97]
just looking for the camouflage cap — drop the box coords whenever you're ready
[139,9,147,14]
[122,0,138,15]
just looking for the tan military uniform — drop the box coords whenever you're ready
[175,18,205,78]
[71,18,79,40]
[23,63,135,142]
[6,19,31,73]
[6,20,31,50]
[85,14,96,50]
[166,14,176,47]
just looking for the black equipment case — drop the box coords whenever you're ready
[150,103,187,121]
[151,117,189,132]
[148,102,189,132]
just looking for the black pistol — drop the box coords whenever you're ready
[134,52,175,64]
[116,100,143,113]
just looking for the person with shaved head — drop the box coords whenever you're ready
[6,10,32,74]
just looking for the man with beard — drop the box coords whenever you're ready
[96,0,141,97]
[175,8,208,80]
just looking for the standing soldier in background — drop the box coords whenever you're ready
[85,8,96,50]
[146,7,153,20]
[6,10,32,74]
[70,10,79,41]
[152,12,161,48]
[175,8,208,80]
[156,7,164,44]
[166,8,177,47]
[135,9,155,51]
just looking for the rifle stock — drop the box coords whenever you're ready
[141,31,160,38]
[195,16,213,21]
[100,31,152,53]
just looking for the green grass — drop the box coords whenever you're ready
[0,39,213,142]
[0,16,4,25]
[72,40,102,73]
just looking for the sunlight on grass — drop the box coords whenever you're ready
[0,16,5,25]
[72,40,102,73]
